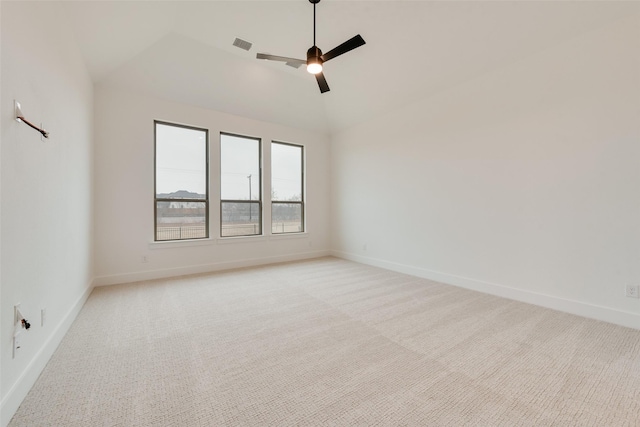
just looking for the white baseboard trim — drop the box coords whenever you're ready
[93,250,331,287]
[332,250,640,331]
[1,283,94,427]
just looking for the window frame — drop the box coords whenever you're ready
[220,132,263,238]
[271,140,305,235]
[154,120,209,242]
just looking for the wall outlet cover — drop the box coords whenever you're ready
[625,285,639,298]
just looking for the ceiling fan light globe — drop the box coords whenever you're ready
[307,62,323,74]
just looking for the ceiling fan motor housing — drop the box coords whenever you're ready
[307,46,323,64]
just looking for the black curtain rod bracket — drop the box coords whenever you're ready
[14,100,49,139]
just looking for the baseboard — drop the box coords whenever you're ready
[93,250,331,287]
[332,250,640,331]
[1,283,94,427]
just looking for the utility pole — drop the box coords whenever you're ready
[247,174,252,221]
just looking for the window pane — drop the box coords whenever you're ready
[272,203,303,234]
[156,123,206,199]
[221,134,260,201]
[155,122,208,242]
[271,142,303,235]
[156,201,206,241]
[221,202,261,237]
[271,143,302,201]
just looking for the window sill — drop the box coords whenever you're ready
[217,232,308,244]
[148,238,215,250]
[217,235,267,244]
[269,232,308,240]
[147,232,308,248]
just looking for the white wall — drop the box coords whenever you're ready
[93,86,330,285]
[1,2,94,425]
[331,15,640,329]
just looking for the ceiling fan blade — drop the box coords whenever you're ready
[256,53,306,66]
[315,72,330,93]
[321,34,366,62]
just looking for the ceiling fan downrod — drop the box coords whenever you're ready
[307,0,323,74]
[311,0,320,47]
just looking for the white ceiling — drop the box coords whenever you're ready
[60,1,634,134]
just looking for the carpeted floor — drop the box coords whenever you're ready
[9,257,640,426]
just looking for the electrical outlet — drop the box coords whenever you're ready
[41,308,47,327]
[626,285,639,298]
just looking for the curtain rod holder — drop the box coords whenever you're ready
[14,100,49,139]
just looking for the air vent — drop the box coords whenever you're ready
[232,38,252,51]
[285,62,302,69]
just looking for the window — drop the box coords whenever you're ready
[220,133,262,237]
[271,142,304,234]
[154,121,208,241]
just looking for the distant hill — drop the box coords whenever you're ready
[157,190,205,199]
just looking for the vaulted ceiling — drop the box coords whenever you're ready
[60,1,633,134]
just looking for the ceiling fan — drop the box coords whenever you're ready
[256,0,366,93]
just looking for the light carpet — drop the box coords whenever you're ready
[9,257,640,426]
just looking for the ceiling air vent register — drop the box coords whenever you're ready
[232,38,252,51]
